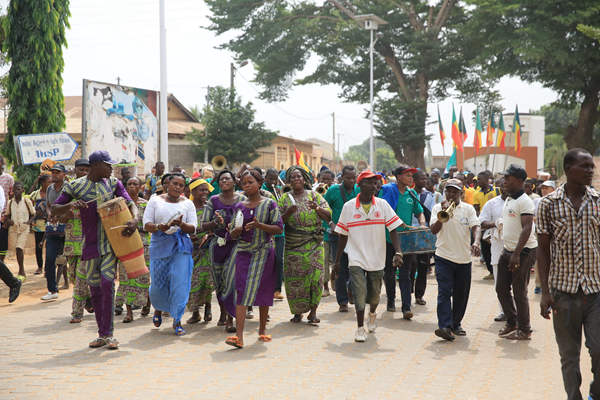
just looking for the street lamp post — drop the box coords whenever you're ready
[353,14,387,171]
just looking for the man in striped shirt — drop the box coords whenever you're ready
[537,148,600,400]
[332,170,403,343]
[53,151,138,350]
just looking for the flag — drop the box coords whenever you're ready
[513,105,522,156]
[445,147,457,173]
[459,107,468,141]
[486,110,496,146]
[497,112,506,151]
[437,104,445,145]
[474,107,483,154]
[451,104,463,152]
[294,146,310,172]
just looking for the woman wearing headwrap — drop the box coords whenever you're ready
[143,173,197,336]
[115,177,151,323]
[186,178,215,324]
[278,166,331,324]
[222,169,283,348]
[199,169,246,333]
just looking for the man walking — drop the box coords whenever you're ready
[53,151,138,350]
[0,184,20,303]
[0,155,14,262]
[332,171,403,342]
[538,148,600,400]
[496,164,538,340]
[324,165,359,312]
[412,170,434,305]
[430,178,481,341]
[379,165,426,319]
[41,164,67,301]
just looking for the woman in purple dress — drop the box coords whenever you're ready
[199,170,245,332]
[222,169,283,349]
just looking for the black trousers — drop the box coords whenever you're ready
[0,260,19,289]
[384,242,416,311]
[481,238,492,274]
[411,254,431,299]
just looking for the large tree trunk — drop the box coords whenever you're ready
[566,87,600,152]
[404,143,426,169]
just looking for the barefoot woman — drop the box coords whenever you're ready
[186,178,215,324]
[278,166,331,324]
[222,169,283,348]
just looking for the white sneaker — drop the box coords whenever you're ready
[367,312,377,333]
[41,292,58,301]
[354,327,367,342]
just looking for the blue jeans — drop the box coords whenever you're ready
[384,242,416,311]
[274,236,285,292]
[330,234,350,306]
[44,235,65,293]
[434,255,471,330]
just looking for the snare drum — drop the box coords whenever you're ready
[97,197,148,279]
[398,227,436,255]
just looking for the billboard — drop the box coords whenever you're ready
[82,79,159,174]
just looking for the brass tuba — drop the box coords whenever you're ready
[40,158,57,174]
[316,183,329,195]
[211,155,227,170]
[437,201,456,223]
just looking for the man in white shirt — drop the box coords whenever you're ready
[430,178,481,341]
[497,165,538,341]
[0,185,21,303]
[333,170,403,343]
[479,178,507,322]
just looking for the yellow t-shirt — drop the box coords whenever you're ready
[463,187,476,205]
[361,203,372,215]
[473,187,500,210]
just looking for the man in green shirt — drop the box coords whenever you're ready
[324,165,359,312]
[379,165,426,319]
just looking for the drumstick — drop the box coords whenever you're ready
[110,225,128,230]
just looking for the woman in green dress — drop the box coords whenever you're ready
[115,177,151,323]
[278,166,331,324]
[186,178,215,324]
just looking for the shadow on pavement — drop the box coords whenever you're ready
[14,346,131,369]
[323,335,395,359]
[494,338,540,360]
[209,340,268,362]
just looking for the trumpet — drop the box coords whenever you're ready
[316,183,329,195]
[437,201,456,223]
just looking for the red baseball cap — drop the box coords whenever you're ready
[357,170,383,184]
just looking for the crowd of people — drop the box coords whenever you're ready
[0,147,598,399]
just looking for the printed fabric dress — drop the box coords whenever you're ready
[187,206,214,312]
[278,190,330,315]
[115,199,151,308]
[64,208,91,318]
[202,193,246,303]
[221,198,283,317]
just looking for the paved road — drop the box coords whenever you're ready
[0,256,591,399]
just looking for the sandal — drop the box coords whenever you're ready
[70,317,82,324]
[89,337,107,348]
[204,305,212,322]
[153,313,162,327]
[106,337,119,350]
[174,324,186,336]
[307,316,320,325]
[123,314,133,323]
[217,319,227,326]
[258,334,272,342]
[290,315,302,323]
[34,269,43,275]
[225,325,237,333]
[225,336,243,349]
[140,305,150,317]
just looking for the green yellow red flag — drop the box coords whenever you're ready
[513,106,522,156]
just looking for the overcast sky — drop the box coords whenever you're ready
[4,0,558,156]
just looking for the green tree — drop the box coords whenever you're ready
[189,86,277,165]
[2,0,70,186]
[544,134,568,178]
[205,0,491,168]
[466,0,600,153]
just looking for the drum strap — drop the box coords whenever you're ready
[409,190,431,225]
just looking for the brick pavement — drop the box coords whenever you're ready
[0,258,593,400]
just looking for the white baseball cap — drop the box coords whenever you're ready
[541,180,556,189]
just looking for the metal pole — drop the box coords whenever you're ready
[369,28,374,170]
[332,112,336,167]
[159,0,169,168]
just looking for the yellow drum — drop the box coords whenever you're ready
[97,197,148,279]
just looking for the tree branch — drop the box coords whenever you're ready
[379,43,413,101]
[432,0,456,36]
[392,1,423,32]
[326,0,361,26]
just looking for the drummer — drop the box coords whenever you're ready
[52,150,138,350]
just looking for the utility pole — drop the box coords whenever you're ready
[332,112,336,167]
[159,0,169,167]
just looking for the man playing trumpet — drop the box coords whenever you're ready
[430,178,481,341]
